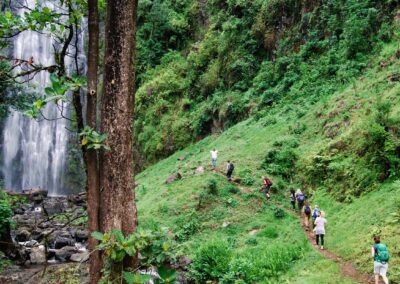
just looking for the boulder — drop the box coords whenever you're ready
[55,246,77,262]
[19,240,38,247]
[165,172,182,184]
[29,245,46,264]
[195,166,205,175]
[13,214,36,228]
[75,229,89,241]
[70,252,89,263]
[68,193,87,206]
[43,199,65,215]
[30,228,44,242]
[54,236,75,249]
[15,228,31,242]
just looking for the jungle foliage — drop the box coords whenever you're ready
[134,0,399,167]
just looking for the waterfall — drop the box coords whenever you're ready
[1,0,86,196]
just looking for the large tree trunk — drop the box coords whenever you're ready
[99,0,138,270]
[86,0,101,282]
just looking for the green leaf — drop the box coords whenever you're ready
[158,267,176,283]
[124,272,151,284]
[91,231,104,241]
[112,229,125,243]
[42,7,51,15]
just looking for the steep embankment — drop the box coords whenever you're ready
[136,41,400,282]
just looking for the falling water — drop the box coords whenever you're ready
[1,0,86,196]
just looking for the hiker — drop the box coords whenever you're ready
[314,211,327,250]
[210,149,218,170]
[226,160,234,181]
[260,176,272,200]
[312,205,321,229]
[295,189,305,211]
[372,236,389,284]
[303,201,311,230]
[290,189,296,210]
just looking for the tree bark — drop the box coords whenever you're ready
[86,0,101,283]
[100,0,138,271]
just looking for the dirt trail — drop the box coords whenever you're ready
[214,170,374,284]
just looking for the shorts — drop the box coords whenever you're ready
[374,261,388,276]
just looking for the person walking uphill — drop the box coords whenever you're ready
[314,211,327,250]
[312,205,321,228]
[372,236,390,284]
[226,161,234,181]
[290,189,296,210]
[210,149,218,171]
[295,189,305,211]
[261,176,272,200]
[303,201,311,231]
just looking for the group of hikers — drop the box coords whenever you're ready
[210,149,391,284]
[290,188,327,249]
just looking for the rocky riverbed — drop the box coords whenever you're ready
[2,190,89,275]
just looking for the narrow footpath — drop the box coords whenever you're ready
[215,170,374,284]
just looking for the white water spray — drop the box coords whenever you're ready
[2,0,85,196]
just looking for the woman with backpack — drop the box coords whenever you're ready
[312,205,321,229]
[372,236,389,284]
[303,201,311,230]
[295,189,305,211]
[260,176,272,200]
[314,211,327,250]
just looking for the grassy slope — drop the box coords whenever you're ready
[136,42,400,282]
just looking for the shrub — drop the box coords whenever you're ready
[189,239,232,282]
[0,191,13,235]
[175,211,201,242]
[238,169,256,186]
[258,226,279,239]
[273,207,286,219]
[207,178,218,195]
[245,236,258,246]
[261,148,297,180]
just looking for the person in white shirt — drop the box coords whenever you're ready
[314,211,327,250]
[210,149,218,170]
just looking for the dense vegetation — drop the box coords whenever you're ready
[135,36,400,281]
[134,0,400,168]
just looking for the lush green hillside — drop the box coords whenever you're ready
[136,39,400,282]
[134,0,399,168]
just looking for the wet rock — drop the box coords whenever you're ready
[38,221,51,229]
[29,245,46,264]
[195,166,204,175]
[75,229,89,241]
[13,214,36,228]
[68,193,87,206]
[55,246,76,262]
[70,252,89,263]
[19,240,38,247]
[30,228,44,242]
[43,199,66,215]
[54,236,75,249]
[15,228,31,242]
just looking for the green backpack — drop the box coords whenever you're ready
[374,244,390,263]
